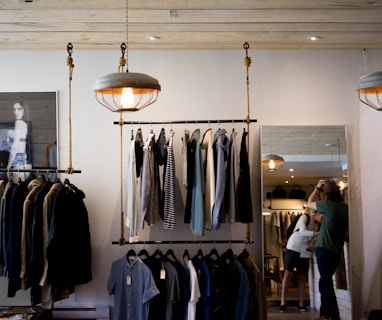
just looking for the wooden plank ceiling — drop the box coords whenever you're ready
[1,0,382,50]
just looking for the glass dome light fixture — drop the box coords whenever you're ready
[93,0,161,113]
[262,154,285,172]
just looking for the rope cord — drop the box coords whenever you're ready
[66,43,75,174]
[119,115,125,245]
[243,42,254,244]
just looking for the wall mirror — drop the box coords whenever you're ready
[260,125,350,307]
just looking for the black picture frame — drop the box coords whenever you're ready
[0,92,57,177]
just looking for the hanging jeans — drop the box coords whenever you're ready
[315,247,341,320]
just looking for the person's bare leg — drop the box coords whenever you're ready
[298,274,307,307]
[281,269,293,306]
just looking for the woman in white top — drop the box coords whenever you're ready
[280,211,323,313]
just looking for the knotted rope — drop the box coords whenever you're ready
[66,43,75,174]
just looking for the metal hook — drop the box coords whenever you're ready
[67,42,73,56]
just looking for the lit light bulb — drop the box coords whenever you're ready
[339,181,345,189]
[269,159,275,170]
[121,87,135,109]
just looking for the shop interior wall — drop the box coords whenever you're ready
[1,48,380,319]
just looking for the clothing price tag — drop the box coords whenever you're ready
[160,268,166,279]
[126,275,132,285]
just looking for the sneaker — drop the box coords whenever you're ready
[298,305,308,312]
[280,305,286,313]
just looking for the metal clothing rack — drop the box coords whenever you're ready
[112,239,248,245]
[0,167,82,174]
[113,118,257,126]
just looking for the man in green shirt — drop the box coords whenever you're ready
[307,179,349,320]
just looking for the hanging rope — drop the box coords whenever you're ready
[118,115,126,245]
[66,43,75,174]
[243,42,254,244]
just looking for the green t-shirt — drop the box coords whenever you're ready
[316,199,349,256]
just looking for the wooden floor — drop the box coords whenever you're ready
[268,306,320,319]
[267,286,320,320]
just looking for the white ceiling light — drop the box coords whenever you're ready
[307,36,321,41]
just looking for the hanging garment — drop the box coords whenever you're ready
[238,249,267,320]
[27,179,53,306]
[182,129,190,188]
[155,127,167,166]
[163,259,181,320]
[190,129,205,236]
[236,130,253,223]
[163,130,176,230]
[135,128,144,178]
[155,128,167,221]
[142,253,167,320]
[108,255,159,320]
[20,177,45,289]
[224,129,240,223]
[7,181,29,297]
[201,128,215,230]
[46,182,92,291]
[215,251,253,320]
[140,132,160,228]
[125,135,140,242]
[0,181,14,276]
[184,130,196,224]
[185,258,201,320]
[211,128,229,230]
[192,251,212,320]
[40,182,63,309]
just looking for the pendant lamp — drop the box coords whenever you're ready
[357,71,382,111]
[93,0,161,112]
[262,127,284,171]
[357,49,382,111]
[262,154,284,172]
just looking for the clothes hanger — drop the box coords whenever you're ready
[193,243,203,260]
[165,246,180,263]
[207,247,220,260]
[183,243,190,263]
[153,246,166,261]
[126,246,136,261]
[138,243,150,260]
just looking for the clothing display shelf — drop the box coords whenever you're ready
[112,240,247,245]
[114,118,257,126]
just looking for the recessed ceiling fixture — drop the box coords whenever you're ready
[146,35,160,41]
[307,36,321,41]
[357,49,382,111]
[93,0,161,112]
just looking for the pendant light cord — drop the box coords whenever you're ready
[66,43,75,174]
[125,0,129,72]
[243,42,254,244]
[363,48,368,76]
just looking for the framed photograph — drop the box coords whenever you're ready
[0,92,57,179]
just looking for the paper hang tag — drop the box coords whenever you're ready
[126,275,132,285]
[160,268,166,280]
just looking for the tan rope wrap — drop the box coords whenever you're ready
[118,116,126,245]
[66,43,75,174]
[243,42,254,244]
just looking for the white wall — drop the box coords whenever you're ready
[1,48,381,319]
